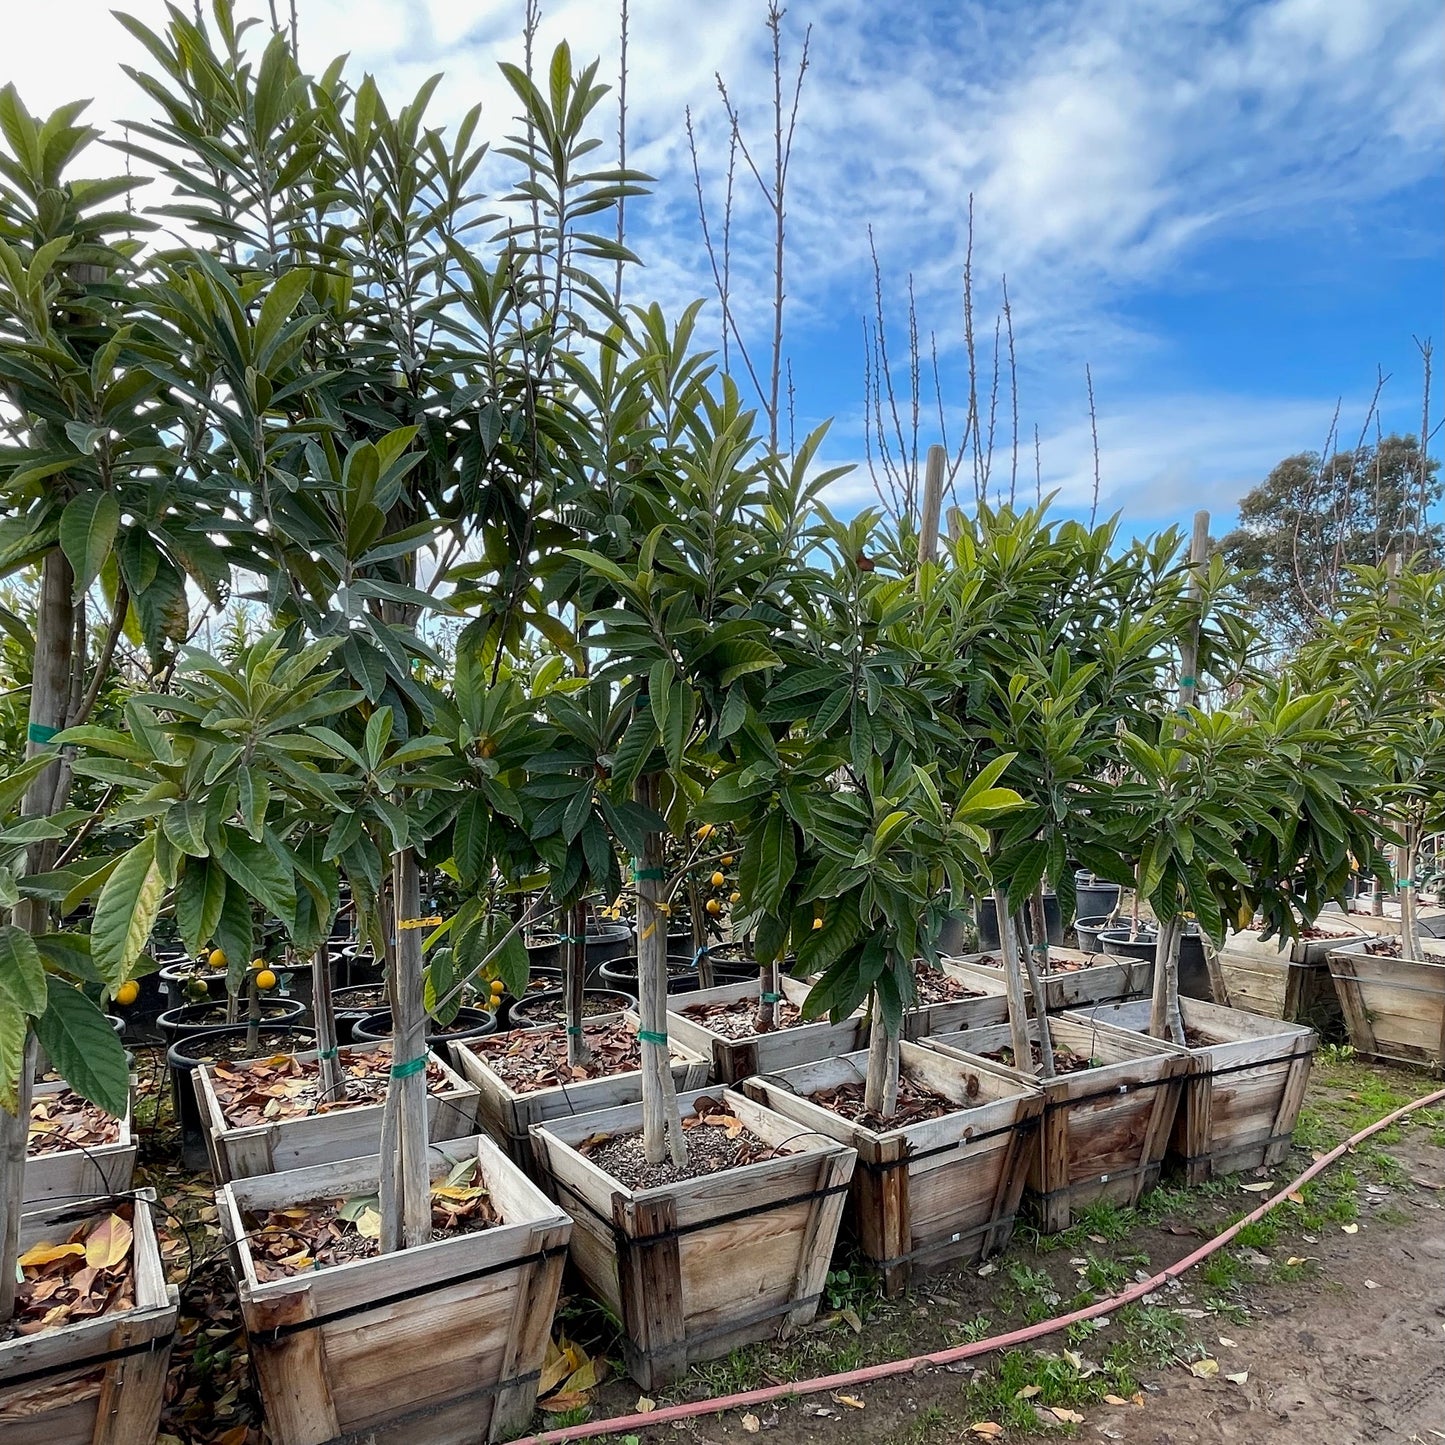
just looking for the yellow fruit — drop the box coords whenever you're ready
[251,958,266,971]
[711,871,725,888]
[706,898,722,915]
[490,980,505,995]
[185,977,209,1002]
[696,823,715,841]
[207,949,227,970]
[721,855,734,866]
[255,969,278,991]
[115,981,139,1007]
[730,891,741,905]
[812,917,824,930]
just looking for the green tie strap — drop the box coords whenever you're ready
[390,1056,427,1079]
[637,1029,668,1046]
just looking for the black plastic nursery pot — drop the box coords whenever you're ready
[156,996,306,1047]
[1074,871,1123,922]
[597,953,700,995]
[1098,927,1212,1000]
[168,1024,316,1171]
[978,894,1064,951]
[159,958,228,1009]
[1073,915,1113,952]
[334,944,385,987]
[507,986,638,1029]
[497,966,563,1029]
[584,920,633,967]
[351,1005,498,1049]
[526,934,563,972]
[330,983,392,1043]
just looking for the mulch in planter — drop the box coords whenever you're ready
[28,1088,120,1157]
[1183,1024,1232,1049]
[579,1095,781,1189]
[1363,938,1405,957]
[514,993,624,1025]
[183,1028,316,1067]
[469,1019,643,1092]
[914,970,987,1003]
[209,1044,447,1128]
[5,1205,136,1340]
[982,1041,1098,1074]
[1299,925,1361,941]
[679,996,803,1039]
[808,1074,962,1132]
[247,1161,499,1283]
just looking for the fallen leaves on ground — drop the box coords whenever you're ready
[538,1331,607,1412]
[469,1019,651,1092]
[1189,1358,1220,1378]
[27,1087,122,1156]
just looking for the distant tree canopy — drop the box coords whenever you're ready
[1217,433,1442,648]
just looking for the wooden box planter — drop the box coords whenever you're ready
[196,1040,481,1183]
[451,1011,710,1167]
[1061,998,1315,1184]
[1215,928,1372,1032]
[1329,938,1445,1072]
[0,1190,177,1445]
[900,962,1010,1041]
[23,1080,136,1205]
[530,1086,856,1390]
[666,977,865,1084]
[220,1134,571,1445]
[923,1018,1187,1233]
[740,1043,1042,1297]
[944,947,1154,1012]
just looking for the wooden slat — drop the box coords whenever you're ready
[243,1285,341,1445]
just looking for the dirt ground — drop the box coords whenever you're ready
[135,1047,1445,1445]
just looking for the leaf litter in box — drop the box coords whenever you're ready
[579,1096,787,1188]
[470,1018,655,1092]
[210,1042,446,1128]
[248,1163,497,1281]
[27,1088,121,1156]
[8,1207,136,1338]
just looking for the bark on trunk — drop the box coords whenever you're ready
[313,941,342,1102]
[994,889,1033,1070]
[565,901,591,1068]
[863,995,900,1118]
[1149,914,1185,1044]
[1020,906,1057,1078]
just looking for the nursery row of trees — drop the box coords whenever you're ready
[0,1,1436,1326]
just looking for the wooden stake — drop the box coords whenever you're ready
[637,775,686,1167]
[565,901,592,1068]
[0,1033,37,1323]
[1177,510,1209,718]
[994,890,1032,1068]
[378,850,432,1251]
[312,941,342,1103]
[919,444,945,567]
[756,957,778,1032]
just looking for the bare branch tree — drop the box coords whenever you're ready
[1086,364,1101,528]
[1034,423,1042,506]
[1417,336,1435,550]
[614,0,629,311]
[1003,275,1018,506]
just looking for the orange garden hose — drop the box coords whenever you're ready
[506,1081,1445,1445]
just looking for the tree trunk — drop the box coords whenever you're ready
[565,901,591,1068]
[245,973,260,1055]
[637,776,686,1167]
[3,550,76,1325]
[690,879,715,989]
[1020,904,1056,1078]
[863,994,900,1118]
[312,941,342,1102]
[1400,827,1420,963]
[994,889,1032,1070]
[756,956,777,1032]
[1148,915,1185,1044]
[378,850,433,1251]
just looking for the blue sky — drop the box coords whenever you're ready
[12,0,1444,535]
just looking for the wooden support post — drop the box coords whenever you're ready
[919,444,945,567]
[565,901,591,1069]
[637,775,686,1167]
[312,941,342,1102]
[757,957,778,1032]
[1020,906,1056,1078]
[378,850,432,1251]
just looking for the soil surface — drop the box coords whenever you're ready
[981,1040,1098,1074]
[915,971,987,1003]
[513,989,631,1024]
[810,1074,964,1130]
[174,1028,315,1065]
[582,1096,783,1188]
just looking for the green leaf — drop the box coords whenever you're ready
[35,976,129,1117]
[452,796,491,886]
[217,826,297,930]
[91,835,164,982]
[0,924,46,1015]
[59,491,120,599]
[0,1000,25,1113]
[163,800,210,857]
[176,860,227,957]
[741,811,796,915]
